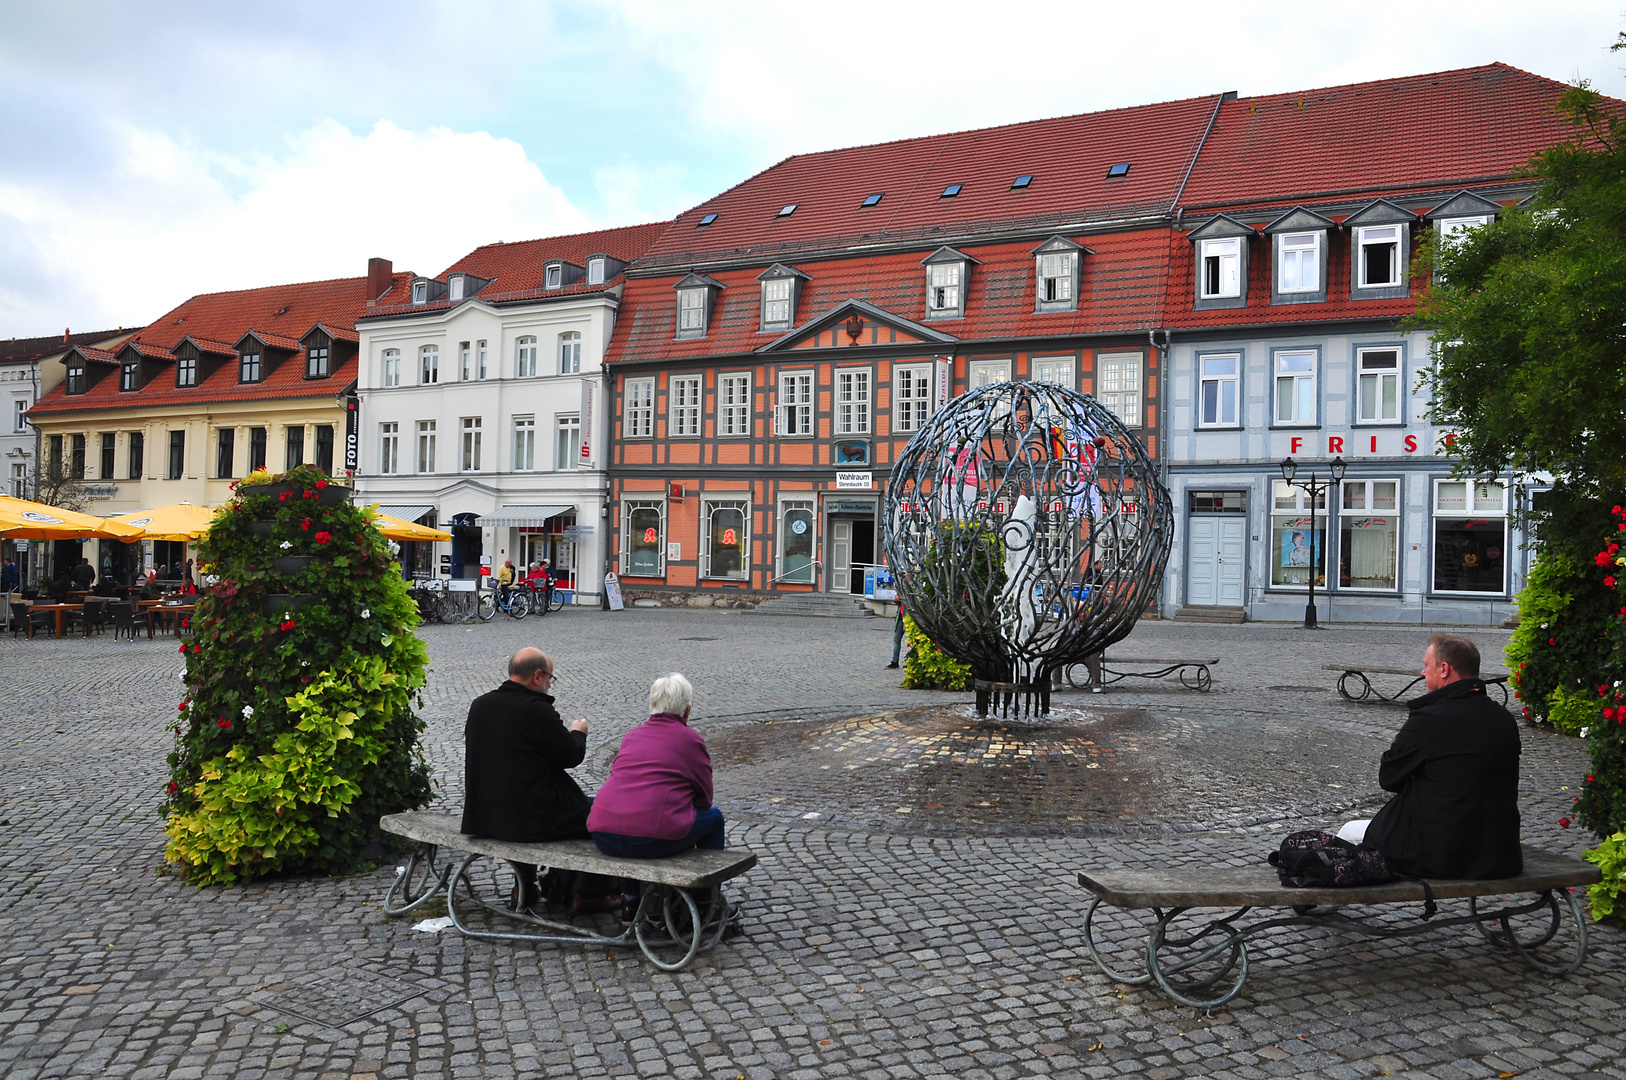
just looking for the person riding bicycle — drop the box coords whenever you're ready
[495,559,516,600]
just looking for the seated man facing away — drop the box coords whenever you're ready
[460,647,621,914]
[1345,633,1522,879]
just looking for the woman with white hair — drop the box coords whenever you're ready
[587,672,725,858]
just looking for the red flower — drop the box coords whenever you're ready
[192,644,201,654]
[165,781,178,795]
[1559,817,1571,829]
[1522,706,1532,716]
[315,479,327,490]
[1601,686,1610,697]
[179,643,187,653]
[1607,576,1618,589]
[1549,637,1557,646]
[1606,708,1617,721]
[1615,505,1623,516]
[315,532,331,545]
[303,489,313,499]
[279,492,289,502]
[301,518,311,531]
[1587,775,1595,782]
[178,700,187,711]
[217,718,231,729]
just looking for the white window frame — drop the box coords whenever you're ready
[14,398,27,432]
[587,258,606,285]
[449,276,464,301]
[777,498,817,584]
[677,288,707,335]
[1338,478,1401,593]
[459,342,471,381]
[1096,352,1142,428]
[460,416,482,472]
[415,420,436,474]
[1277,231,1321,294]
[382,349,400,388]
[719,373,751,437]
[670,375,702,437]
[1356,225,1403,289]
[1270,479,1327,591]
[624,377,654,438]
[544,264,562,289]
[477,340,488,380]
[701,498,750,581]
[558,332,582,375]
[516,336,537,378]
[411,281,427,304]
[622,499,667,577]
[419,345,438,385]
[1355,347,1402,424]
[512,416,535,472]
[1197,353,1240,428]
[926,261,964,318]
[1273,349,1317,426]
[835,368,870,435]
[1036,251,1075,307]
[554,413,581,471]
[893,364,932,433]
[969,359,1010,389]
[379,422,399,475]
[1199,237,1242,299]
[1030,356,1074,388]
[761,277,793,329]
[1431,478,1510,595]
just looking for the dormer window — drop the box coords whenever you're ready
[239,352,261,383]
[411,281,427,304]
[587,257,606,285]
[449,276,464,301]
[673,272,725,339]
[306,345,329,378]
[921,247,975,321]
[1031,237,1085,313]
[177,355,197,387]
[66,362,86,395]
[1187,213,1253,309]
[1356,226,1401,287]
[120,361,139,392]
[545,264,563,289]
[757,264,809,332]
[1265,207,1333,305]
[1343,198,1416,300]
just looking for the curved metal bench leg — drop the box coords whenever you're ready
[1337,671,1371,703]
[384,844,452,916]
[1083,896,1152,986]
[1146,909,1249,1009]
[1500,890,1588,976]
[635,884,705,972]
[1064,663,1088,690]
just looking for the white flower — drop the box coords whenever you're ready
[1580,727,1590,739]
[361,608,371,619]
[1540,622,1549,629]
[283,612,293,621]
[301,660,309,667]
[279,541,293,550]
[241,705,254,718]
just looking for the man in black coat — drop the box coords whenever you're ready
[461,647,621,914]
[1362,633,1522,879]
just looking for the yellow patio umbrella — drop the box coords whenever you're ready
[371,513,452,542]
[107,502,221,542]
[0,495,146,540]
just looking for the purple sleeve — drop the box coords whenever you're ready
[689,729,714,808]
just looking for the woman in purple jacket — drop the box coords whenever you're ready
[587,673,725,857]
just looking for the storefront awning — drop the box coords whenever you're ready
[375,505,435,522]
[479,505,574,527]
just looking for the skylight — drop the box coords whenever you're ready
[698,213,718,227]
[777,204,798,217]
[862,193,883,207]
[1011,175,1034,190]
[941,184,963,198]
[1107,163,1131,178]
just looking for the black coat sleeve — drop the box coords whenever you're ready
[525,701,587,770]
[1376,714,1429,794]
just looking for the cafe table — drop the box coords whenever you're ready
[27,602,86,639]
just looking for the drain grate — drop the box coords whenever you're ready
[250,965,428,1030]
[679,636,719,641]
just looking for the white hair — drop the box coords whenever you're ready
[649,672,693,717]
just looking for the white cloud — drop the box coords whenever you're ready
[0,119,597,334]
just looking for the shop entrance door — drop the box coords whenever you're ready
[826,516,874,594]
[1187,516,1245,606]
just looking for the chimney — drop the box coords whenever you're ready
[63,327,70,342]
[367,258,393,302]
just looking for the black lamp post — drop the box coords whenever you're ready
[1278,455,1346,629]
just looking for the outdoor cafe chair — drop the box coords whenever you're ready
[108,601,138,641]
[10,601,52,639]
[82,597,110,636]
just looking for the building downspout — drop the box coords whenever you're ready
[1150,326,1173,617]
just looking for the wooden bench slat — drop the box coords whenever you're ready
[1078,845,1599,909]
[1112,657,1220,665]
[380,812,758,889]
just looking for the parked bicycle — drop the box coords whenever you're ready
[522,576,567,615]
[479,583,528,620]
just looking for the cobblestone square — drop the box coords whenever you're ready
[1,609,1621,1079]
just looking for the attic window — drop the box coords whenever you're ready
[698,213,718,227]
[1106,163,1131,178]
[544,265,562,289]
[449,277,464,301]
[940,184,963,198]
[777,204,797,218]
[411,282,427,304]
[1011,175,1034,190]
[587,258,605,285]
[862,193,883,207]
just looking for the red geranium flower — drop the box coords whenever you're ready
[179,643,186,653]
[315,479,327,490]
[178,700,187,711]
[315,531,331,545]
[192,644,201,654]
[217,718,231,729]
[1615,505,1623,516]
[1607,576,1617,589]
[1559,817,1571,829]
[166,782,178,795]
[1549,637,1556,645]
[1588,775,1595,782]
[279,492,289,502]
[303,489,313,499]
[301,518,311,531]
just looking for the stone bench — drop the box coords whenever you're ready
[379,811,758,972]
[1078,844,1599,1008]
[1323,663,1510,705]
[1064,656,1218,693]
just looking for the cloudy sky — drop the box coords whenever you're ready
[2,1,1622,337]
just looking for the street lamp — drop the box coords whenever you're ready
[1277,455,1346,629]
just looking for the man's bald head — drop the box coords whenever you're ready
[509,648,552,684]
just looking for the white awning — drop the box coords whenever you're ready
[375,505,435,522]
[479,505,574,527]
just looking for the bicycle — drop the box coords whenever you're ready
[523,577,566,615]
[479,584,528,621]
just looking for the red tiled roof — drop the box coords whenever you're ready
[1178,64,1596,211]
[29,353,360,415]
[638,95,1224,268]
[241,329,305,352]
[122,339,177,359]
[611,229,1170,364]
[179,335,239,356]
[311,322,359,344]
[70,345,121,367]
[0,328,138,364]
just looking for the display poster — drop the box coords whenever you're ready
[1280,529,1321,567]
[604,570,624,611]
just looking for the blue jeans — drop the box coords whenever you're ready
[592,806,726,858]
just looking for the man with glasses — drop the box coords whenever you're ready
[461,647,622,914]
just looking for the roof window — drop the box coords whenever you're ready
[940,184,963,198]
[698,213,718,227]
[1106,163,1131,178]
[777,204,797,218]
[1011,175,1034,190]
[862,193,883,207]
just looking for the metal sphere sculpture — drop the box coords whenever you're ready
[883,380,1173,717]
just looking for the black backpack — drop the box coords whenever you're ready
[1268,830,1437,917]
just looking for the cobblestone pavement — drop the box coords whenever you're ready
[1,610,1622,1080]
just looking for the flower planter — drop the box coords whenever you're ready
[272,556,313,576]
[316,485,351,507]
[263,593,315,617]
[247,520,278,536]
[242,481,298,500]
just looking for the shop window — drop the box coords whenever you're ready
[1339,480,1400,591]
[623,501,666,576]
[779,501,815,583]
[1270,479,1325,589]
[703,500,749,580]
[1433,479,1508,594]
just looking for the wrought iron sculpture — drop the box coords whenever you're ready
[883,380,1173,717]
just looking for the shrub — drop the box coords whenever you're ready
[162,464,432,885]
[1585,832,1626,921]
[901,615,973,691]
